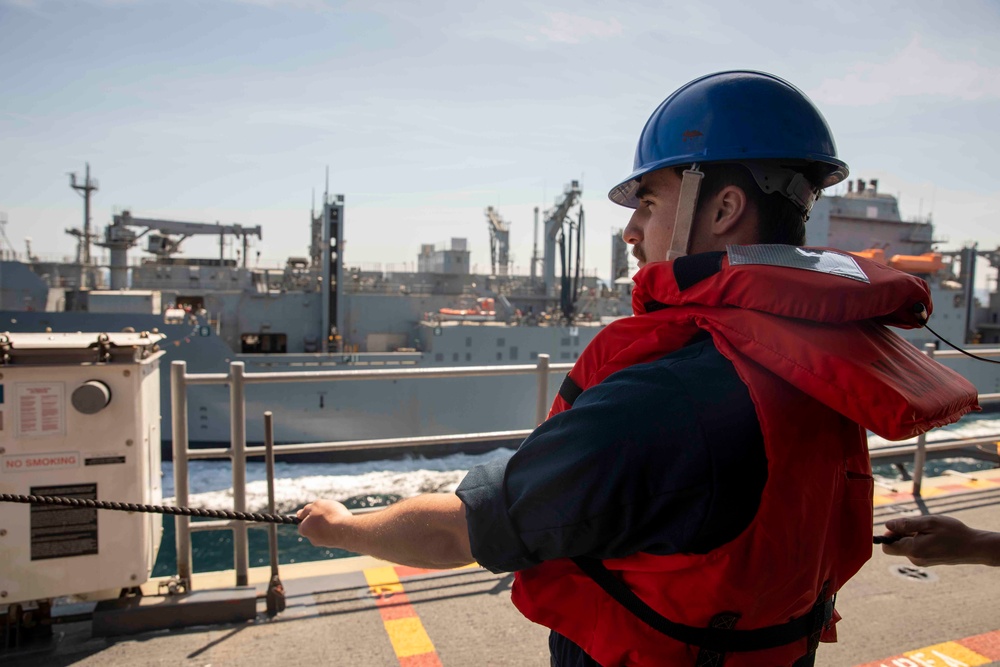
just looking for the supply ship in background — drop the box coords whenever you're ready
[1,170,998,458]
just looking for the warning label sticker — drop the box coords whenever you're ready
[3,451,81,473]
[16,383,66,438]
[30,483,98,561]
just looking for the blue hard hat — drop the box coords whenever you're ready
[609,71,849,208]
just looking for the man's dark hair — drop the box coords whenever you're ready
[677,163,811,245]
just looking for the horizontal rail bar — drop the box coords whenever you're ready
[187,430,997,461]
[187,429,533,460]
[241,364,573,384]
[189,520,238,532]
[188,519,286,532]
[870,434,1000,459]
[186,373,230,386]
[930,348,1000,360]
[182,362,575,386]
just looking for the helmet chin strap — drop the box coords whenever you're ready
[665,164,704,261]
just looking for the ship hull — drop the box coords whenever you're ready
[0,311,599,461]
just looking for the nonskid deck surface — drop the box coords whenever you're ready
[4,470,1000,667]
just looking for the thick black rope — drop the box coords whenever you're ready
[0,493,301,525]
[2,493,899,543]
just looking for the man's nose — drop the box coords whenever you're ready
[622,210,643,245]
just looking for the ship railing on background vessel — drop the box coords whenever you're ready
[169,353,569,590]
[169,346,1000,591]
[903,344,1000,495]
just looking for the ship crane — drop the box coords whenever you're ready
[542,180,582,297]
[539,180,585,322]
[484,206,511,277]
[97,210,262,290]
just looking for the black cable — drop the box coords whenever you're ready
[0,493,301,525]
[914,303,1000,365]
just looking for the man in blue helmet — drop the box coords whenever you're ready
[298,72,977,666]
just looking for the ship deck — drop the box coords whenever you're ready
[5,468,1000,667]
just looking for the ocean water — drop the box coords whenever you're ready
[152,413,1000,578]
[153,448,516,576]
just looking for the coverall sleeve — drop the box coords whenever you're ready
[456,341,766,573]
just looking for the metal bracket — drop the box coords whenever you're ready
[157,576,189,597]
[95,333,112,363]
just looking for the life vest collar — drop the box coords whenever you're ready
[631,245,932,329]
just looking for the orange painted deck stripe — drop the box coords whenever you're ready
[961,630,1000,661]
[854,628,1000,666]
[873,476,1000,507]
[364,566,443,666]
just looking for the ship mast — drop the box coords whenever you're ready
[69,163,99,289]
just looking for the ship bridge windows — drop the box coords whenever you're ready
[176,296,205,312]
[241,333,288,354]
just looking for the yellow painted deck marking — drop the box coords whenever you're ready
[905,641,992,666]
[364,566,405,595]
[872,474,1000,508]
[383,617,437,658]
[364,565,441,665]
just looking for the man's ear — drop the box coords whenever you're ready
[710,185,749,235]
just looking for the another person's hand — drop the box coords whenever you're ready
[297,499,353,548]
[882,515,999,567]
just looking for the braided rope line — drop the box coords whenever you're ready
[0,493,301,525]
[1,494,893,544]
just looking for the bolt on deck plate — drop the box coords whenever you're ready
[888,564,939,583]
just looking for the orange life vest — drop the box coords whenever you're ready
[512,248,979,666]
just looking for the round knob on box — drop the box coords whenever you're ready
[72,380,111,414]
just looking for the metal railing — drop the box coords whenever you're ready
[903,344,1000,495]
[170,353,567,589]
[169,346,1000,590]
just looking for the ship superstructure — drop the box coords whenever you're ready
[0,172,629,455]
[1,170,998,456]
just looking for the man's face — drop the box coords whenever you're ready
[621,168,684,268]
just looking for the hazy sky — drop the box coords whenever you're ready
[2,0,999,284]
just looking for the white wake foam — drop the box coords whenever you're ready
[163,448,515,514]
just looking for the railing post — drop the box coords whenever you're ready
[265,412,279,571]
[170,360,193,591]
[912,343,936,496]
[229,361,249,587]
[535,353,551,426]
